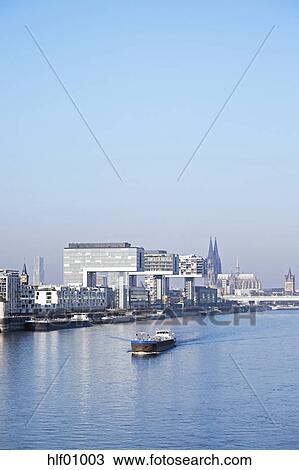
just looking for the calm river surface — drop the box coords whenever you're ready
[0,311,299,449]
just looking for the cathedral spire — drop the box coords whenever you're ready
[213,237,218,255]
[286,267,292,280]
[207,236,214,259]
[205,236,221,287]
[213,237,222,275]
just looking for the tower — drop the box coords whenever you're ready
[33,256,45,286]
[213,237,222,276]
[205,236,222,287]
[284,268,295,295]
[235,258,240,275]
[206,236,216,287]
[20,263,29,285]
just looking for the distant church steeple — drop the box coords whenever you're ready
[284,268,295,295]
[20,262,29,285]
[235,258,240,275]
[208,236,214,257]
[205,236,222,287]
[213,237,222,275]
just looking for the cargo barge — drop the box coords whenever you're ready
[131,329,176,354]
[25,314,91,331]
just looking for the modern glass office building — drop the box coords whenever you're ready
[63,242,144,309]
[143,250,179,306]
[144,250,179,274]
[33,256,45,286]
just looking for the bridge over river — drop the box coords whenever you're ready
[222,294,299,305]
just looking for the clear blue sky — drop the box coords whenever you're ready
[0,0,298,286]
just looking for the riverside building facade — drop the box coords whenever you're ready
[0,297,6,319]
[0,269,21,315]
[179,254,205,276]
[1,265,109,316]
[194,286,217,307]
[144,250,179,306]
[63,242,144,309]
[34,285,107,313]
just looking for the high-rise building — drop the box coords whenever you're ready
[179,254,205,306]
[33,256,45,286]
[284,268,295,295]
[20,284,35,314]
[63,242,144,309]
[0,269,21,315]
[143,250,179,306]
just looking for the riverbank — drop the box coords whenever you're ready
[0,316,31,333]
[0,304,268,333]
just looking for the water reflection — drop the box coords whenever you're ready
[0,313,299,448]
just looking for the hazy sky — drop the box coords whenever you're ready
[1,0,298,286]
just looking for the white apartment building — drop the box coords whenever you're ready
[0,270,21,315]
[179,254,205,276]
[20,284,35,314]
[0,298,6,319]
[34,285,107,311]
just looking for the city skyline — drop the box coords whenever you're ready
[2,236,297,290]
[1,1,299,285]
[2,237,297,322]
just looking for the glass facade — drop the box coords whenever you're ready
[63,243,144,309]
[33,256,45,286]
[64,244,144,285]
[144,250,179,274]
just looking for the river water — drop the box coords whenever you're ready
[0,311,299,449]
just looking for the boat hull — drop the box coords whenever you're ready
[101,318,114,324]
[113,316,135,323]
[131,338,175,354]
[25,320,91,331]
